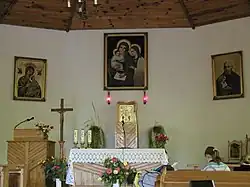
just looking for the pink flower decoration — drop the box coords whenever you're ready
[106,168,112,175]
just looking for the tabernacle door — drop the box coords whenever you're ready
[115,101,138,148]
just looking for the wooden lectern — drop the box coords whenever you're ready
[7,128,55,187]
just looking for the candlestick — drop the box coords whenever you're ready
[80,129,85,148]
[94,0,97,5]
[87,130,92,148]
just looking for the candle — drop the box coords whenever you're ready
[94,0,97,5]
[73,129,78,144]
[87,130,92,143]
[67,0,71,7]
[80,129,85,144]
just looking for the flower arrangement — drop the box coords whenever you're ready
[155,133,169,148]
[35,123,53,139]
[99,157,137,185]
[82,102,105,148]
[40,156,68,182]
[149,123,169,148]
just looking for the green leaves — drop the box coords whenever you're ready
[100,157,137,185]
[42,157,68,181]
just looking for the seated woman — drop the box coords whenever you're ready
[202,146,230,171]
[234,155,250,171]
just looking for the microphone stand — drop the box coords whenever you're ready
[14,119,28,129]
[14,117,34,129]
[121,120,127,149]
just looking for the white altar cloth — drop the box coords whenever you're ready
[66,148,168,186]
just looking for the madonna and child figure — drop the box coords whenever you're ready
[110,40,145,87]
[17,65,42,98]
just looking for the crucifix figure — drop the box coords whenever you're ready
[51,98,73,158]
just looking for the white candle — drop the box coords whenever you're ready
[73,129,78,144]
[80,129,85,144]
[67,0,71,7]
[94,0,97,5]
[87,130,92,143]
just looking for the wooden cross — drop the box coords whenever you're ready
[51,98,73,141]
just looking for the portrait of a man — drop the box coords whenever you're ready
[104,33,148,90]
[212,51,244,100]
[13,56,47,101]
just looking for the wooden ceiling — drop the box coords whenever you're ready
[0,0,249,31]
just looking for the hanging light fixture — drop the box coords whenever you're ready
[67,0,98,20]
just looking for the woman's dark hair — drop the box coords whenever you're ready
[204,146,221,164]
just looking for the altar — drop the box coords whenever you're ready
[66,148,168,186]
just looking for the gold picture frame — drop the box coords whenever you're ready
[212,51,244,100]
[228,140,243,162]
[104,33,148,90]
[13,56,47,102]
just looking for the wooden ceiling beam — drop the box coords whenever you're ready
[191,4,240,17]
[195,12,250,26]
[65,0,76,32]
[178,0,195,29]
[0,0,18,23]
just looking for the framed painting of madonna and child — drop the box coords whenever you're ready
[104,33,148,90]
[13,56,47,102]
[212,51,244,100]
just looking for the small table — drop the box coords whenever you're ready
[66,148,168,186]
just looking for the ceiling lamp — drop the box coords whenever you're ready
[67,0,98,20]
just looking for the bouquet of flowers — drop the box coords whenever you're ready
[40,156,68,182]
[155,133,169,148]
[99,157,137,185]
[35,123,53,138]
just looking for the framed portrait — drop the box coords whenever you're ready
[104,32,148,90]
[212,51,244,100]
[228,140,243,162]
[13,56,47,102]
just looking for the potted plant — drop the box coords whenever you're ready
[99,157,137,186]
[154,133,169,148]
[35,123,54,139]
[89,125,105,148]
[148,123,169,149]
[40,156,68,187]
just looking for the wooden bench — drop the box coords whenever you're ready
[155,170,250,187]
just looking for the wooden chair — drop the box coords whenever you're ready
[0,164,25,187]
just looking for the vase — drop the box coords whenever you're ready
[56,178,62,187]
[112,179,120,187]
[45,178,55,187]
